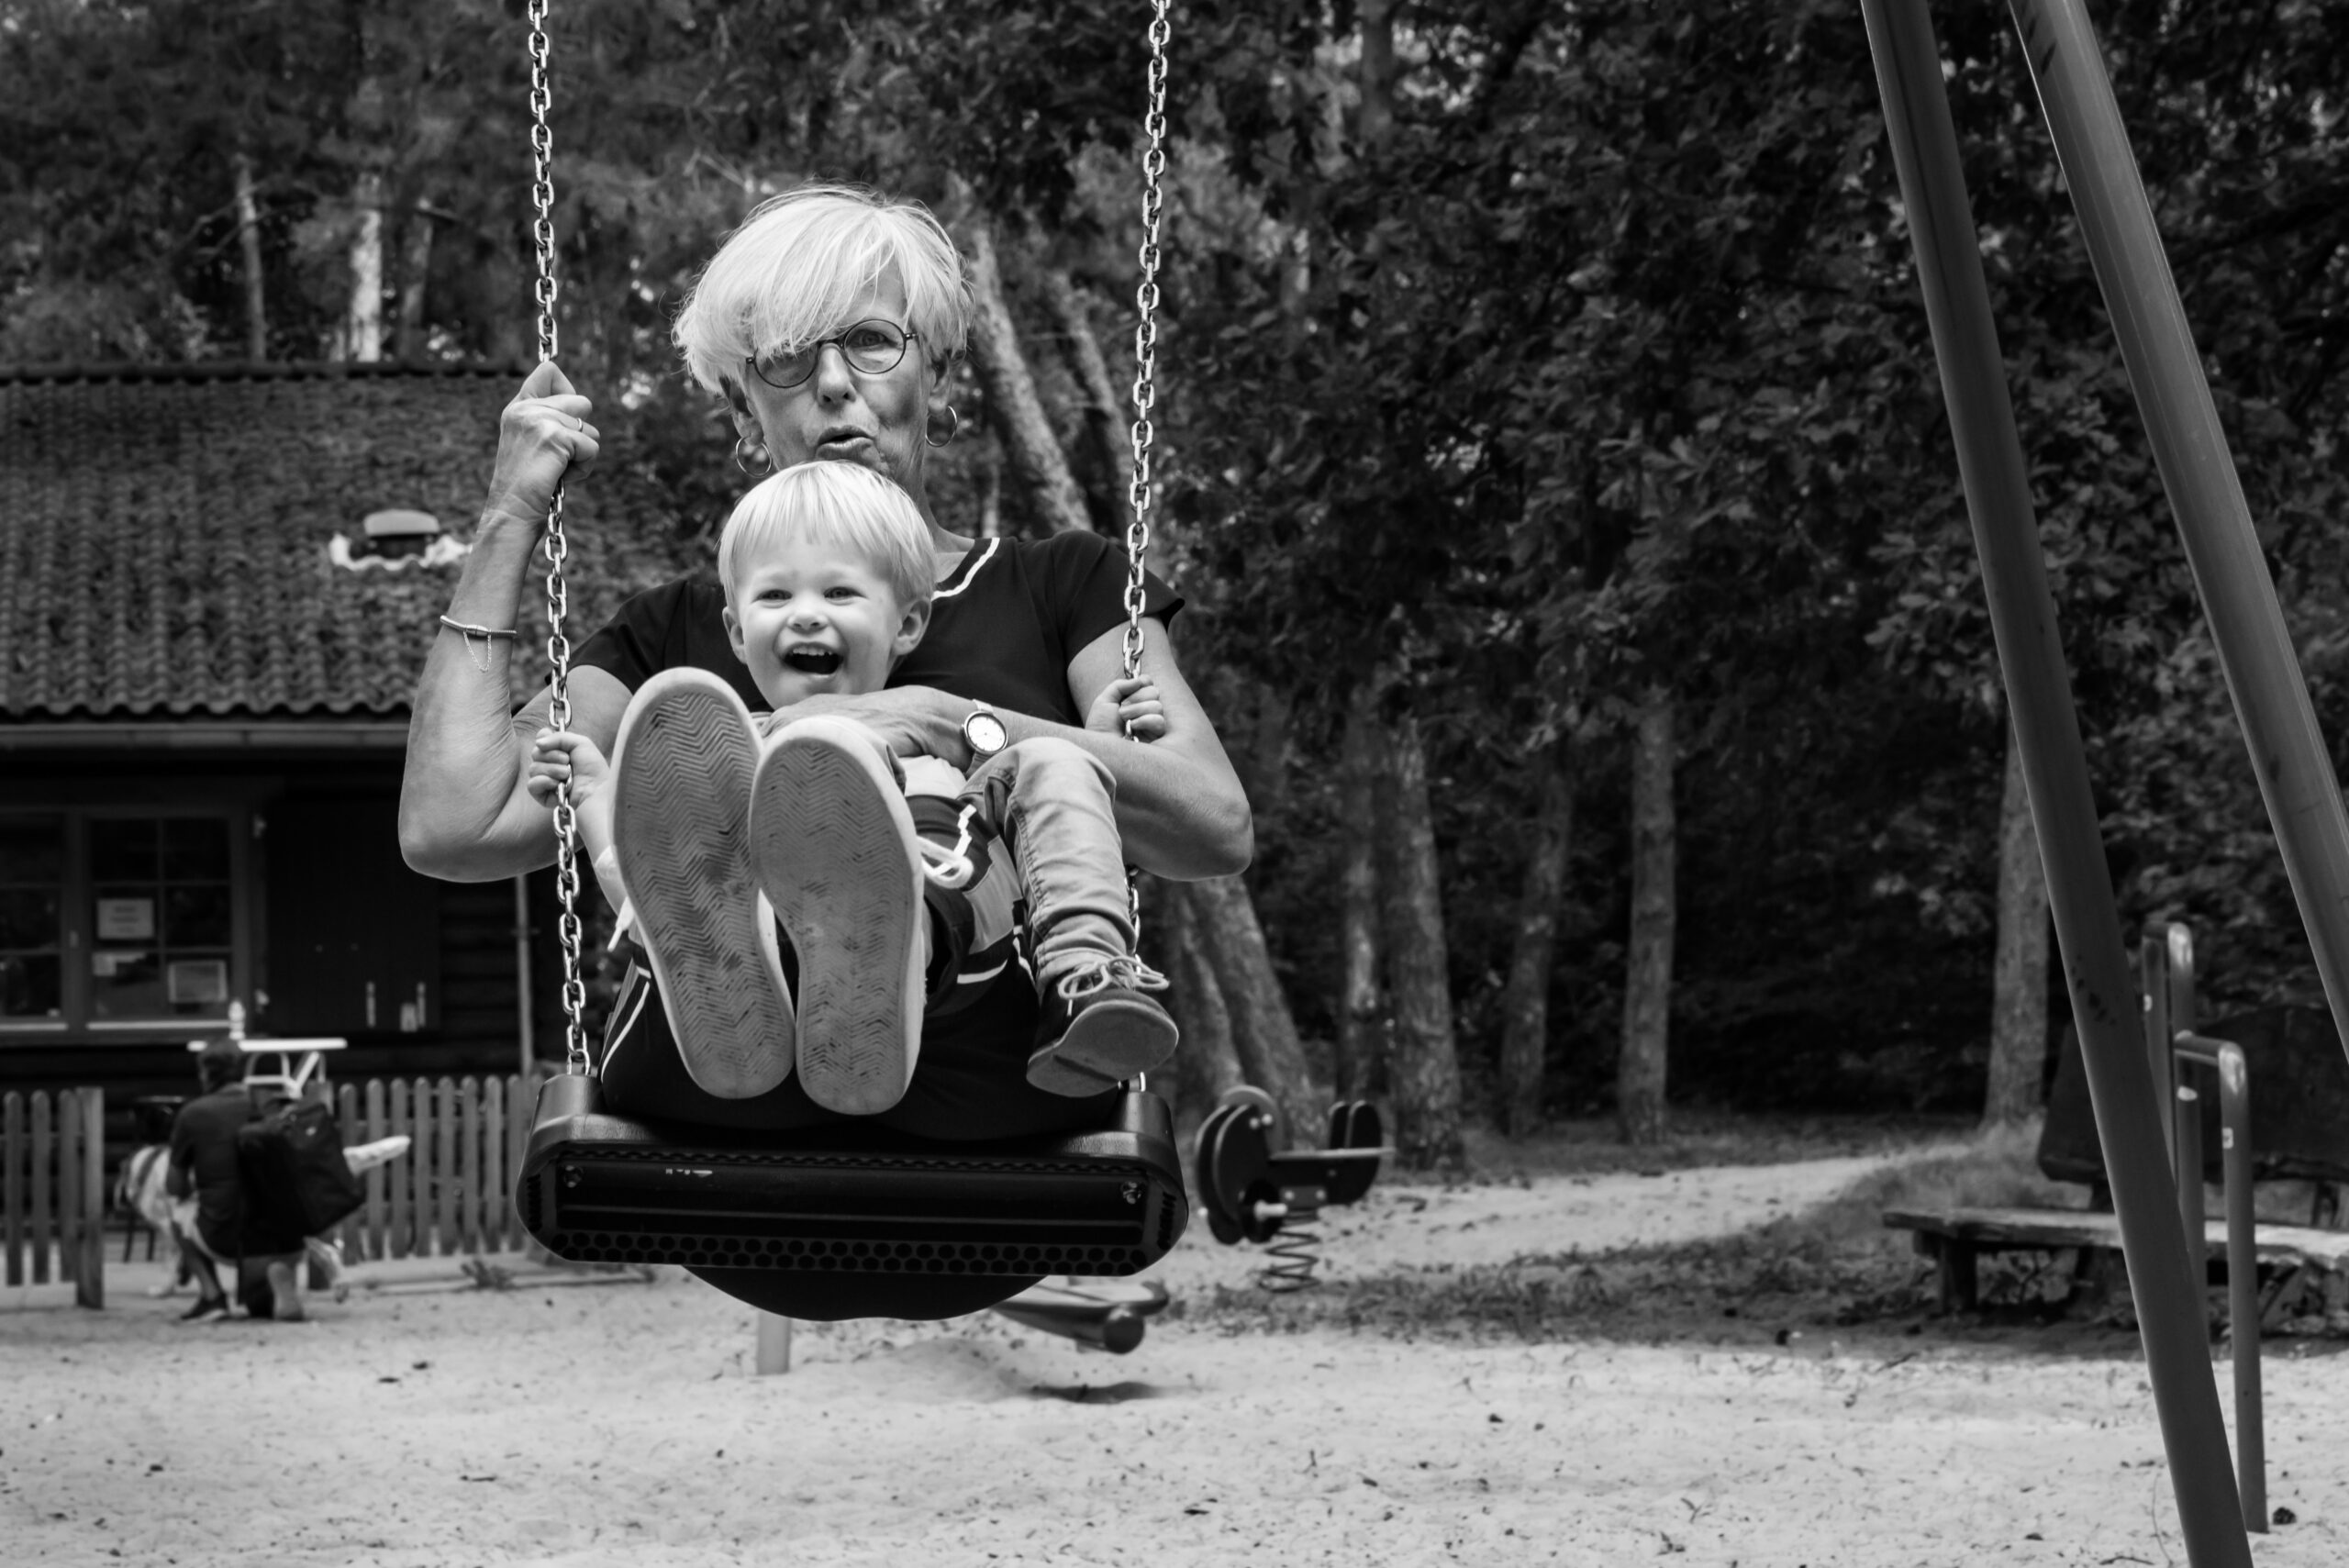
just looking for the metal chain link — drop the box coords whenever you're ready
[1121,0,1173,942]
[527,0,590,1076]
[1122,0,1171,688]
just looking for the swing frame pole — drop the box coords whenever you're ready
[1857,0,2252,1561]
[2006,0,2349,1075]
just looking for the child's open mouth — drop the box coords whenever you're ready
[784,646,842,675]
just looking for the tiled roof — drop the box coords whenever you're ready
[1,362,703,719]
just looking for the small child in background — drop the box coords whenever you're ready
[528,461,1175,1118]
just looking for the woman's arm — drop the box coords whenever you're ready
[774,618,1252,881]
[397,363,620,883]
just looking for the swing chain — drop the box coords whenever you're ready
[527,0,590,1076]
[1121,0,1171,690]
[1119,0,1172,945]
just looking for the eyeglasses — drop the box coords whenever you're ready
[745,320,918,390]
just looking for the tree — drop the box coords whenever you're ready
[1497,740,1574,1137]
[1983,721,2052,1127]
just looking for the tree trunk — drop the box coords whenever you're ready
[1618,686,1676,1146]
[1336,696,1386,1100]
[1499,740,1574,1139]
[394,201,436,361]
[1984,722,2053,1128]
[1186,873,1323,1149]
[342,169,386,362]
[1153,881,1245,1127]
[976,439,1003,540]
[1358,0,1397,150]
[1377,709,1465,1169]
[1041,266,1126,525]
[959,221,1091,536]
[231,153,267,361]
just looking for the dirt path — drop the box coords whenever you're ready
[6,1153,2342,1566]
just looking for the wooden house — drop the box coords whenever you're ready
[0,361,698,1140]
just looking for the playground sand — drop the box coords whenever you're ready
[6,1151,2345,1567]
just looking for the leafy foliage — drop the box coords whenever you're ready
[9,0,2349,1116]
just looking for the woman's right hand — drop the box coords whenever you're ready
[483,361,602,529]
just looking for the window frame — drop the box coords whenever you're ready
[0,805,255,1040]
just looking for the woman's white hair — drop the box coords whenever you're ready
[675,183,972,394]
[718,461,936,617]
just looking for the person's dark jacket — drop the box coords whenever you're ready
[168,1084,259,1257]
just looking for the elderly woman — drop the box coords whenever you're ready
[399,183,1250,1144]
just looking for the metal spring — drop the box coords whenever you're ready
[1257,1195,1324,1293]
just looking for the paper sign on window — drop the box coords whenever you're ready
[96,897,155,940]
[167,960,228,1005]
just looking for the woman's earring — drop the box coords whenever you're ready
[734,435,771,475]
[924,406,962,449]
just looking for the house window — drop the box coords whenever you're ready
[91,817,235,1020]
[0,809,246,1036]
[0,814,64,1021]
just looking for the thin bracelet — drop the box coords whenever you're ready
[438,614,518,673]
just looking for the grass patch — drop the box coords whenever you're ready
[1195,1121,2090,1344]
[1454,1109,1976,1184]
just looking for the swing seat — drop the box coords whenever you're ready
[515,1073,1189,1319]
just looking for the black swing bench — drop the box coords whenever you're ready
[516,1073,1190,1320]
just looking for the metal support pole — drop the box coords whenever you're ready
[2008,0,2349,1067]
[2167,925,2204,1248]
[756,1312,794,1375]
[1857,2,2252,1562]
[2142,934,2176,1170]
[2177,1030,2266,1531]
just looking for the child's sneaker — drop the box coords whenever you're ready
[750,716,926,1116]
[1025,955,1179,1097]
[611,669,796,1099]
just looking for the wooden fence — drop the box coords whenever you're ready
[330,1073,538,1262]
[2,1087,106,1307]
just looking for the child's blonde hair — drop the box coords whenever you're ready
[717,462,935,615]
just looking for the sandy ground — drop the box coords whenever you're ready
[6,1151,2344,1567]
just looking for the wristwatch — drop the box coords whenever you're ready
[962,699,1008,762]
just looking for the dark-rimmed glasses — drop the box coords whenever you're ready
[745,320,918,390]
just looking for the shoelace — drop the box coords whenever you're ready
[918,803,982,889]
[1053,953,1172,999]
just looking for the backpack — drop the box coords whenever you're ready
[234,1096,363,1254]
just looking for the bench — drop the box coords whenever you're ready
[1883,1204,2349,1313]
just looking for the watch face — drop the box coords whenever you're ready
[967,711,1008,754]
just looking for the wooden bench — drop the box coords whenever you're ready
[1883,1205,2349,1313]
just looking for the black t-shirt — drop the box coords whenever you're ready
[573,529,1185,724]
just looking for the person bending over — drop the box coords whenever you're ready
[528,461,1178,1115]
[167,1041,308,1323]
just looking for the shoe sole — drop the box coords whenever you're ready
[751,717,924,1116]
[1027,995,1181,1097]
[612,671,796,1099]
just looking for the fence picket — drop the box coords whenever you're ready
[479,1076,505,1253]
[508,1073,532,1251]
[434,1078,458,1256]
[458,1077,481,1254]
[56,1092,79,1287]
[73,1091,103,1309]
[362,1079,387,1263]
[29,1093,52,1285]
[387,1079,412,1261]
[4,1093,22,1286]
